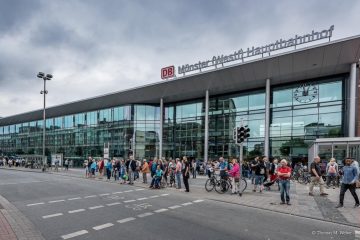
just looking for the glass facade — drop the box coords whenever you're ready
[0,75,346,164]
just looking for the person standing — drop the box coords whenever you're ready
[228,158,240,194]
[309,156,328,196]
[253,158,266,193]
[277,159,292,205]
[175,158,182,189]
[326,158,338,188]
[336,158,359,208]
[141,159,150,184]
[127,155,136,185]
[192,160,197,179]
[151,159,158,178]
[64,159,69,171]
[250,156,259,184]
[105,160,112,181]
[182,157,190,192]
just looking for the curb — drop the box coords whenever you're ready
[0,195,45,240]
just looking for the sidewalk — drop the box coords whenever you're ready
[1,166,360,228]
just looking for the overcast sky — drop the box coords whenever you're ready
[0,0,359,117]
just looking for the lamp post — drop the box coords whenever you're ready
[37,72,52,172]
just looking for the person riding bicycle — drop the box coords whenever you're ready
[150,165,163,189]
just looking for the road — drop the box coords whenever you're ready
[0,169,358,240]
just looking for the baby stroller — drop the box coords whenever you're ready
[264,175,279,191]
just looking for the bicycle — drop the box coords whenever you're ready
[205,173,219,192]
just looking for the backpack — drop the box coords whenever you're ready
[328,165,336,174]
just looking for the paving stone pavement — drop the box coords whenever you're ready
[2,166,360,228]
[0,194,45,240]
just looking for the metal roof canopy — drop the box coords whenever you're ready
[308,137,360,166]
[1,35,360,126]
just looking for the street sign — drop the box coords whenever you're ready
[161,66,175,79]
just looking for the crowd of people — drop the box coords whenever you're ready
[83,155,192,192]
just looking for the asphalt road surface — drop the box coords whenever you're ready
[0,169,358,240]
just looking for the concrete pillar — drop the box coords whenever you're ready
[264,78,270,157]
[159,98,164,159]
[204,90,209,163]
[349,63,357,137]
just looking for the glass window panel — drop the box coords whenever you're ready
[75,113,86,126]
[64,115,74,128]
[4,126,9,134]
[87,111,97,125]
[319,105,342,114]
[272,89,292,107]
[114,107,124,121]
[293,108,318,116]
[99,109,111,123]
[0,127,3,135]
[54,117,62,129]
[249,93,265,110]
[135,105,146,120]
[272,110,292,118]
[319,81,342,102]
[293,115,318,136]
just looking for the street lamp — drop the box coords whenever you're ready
[37,72,52,172]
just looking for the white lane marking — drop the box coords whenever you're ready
[106,202,122,206]
[193,199,204,203]
[137,197,148,201]
[168,205,182,209]
[117,217,136,223]
[93,223,114,230]
[68,209,85,214]
[137,212,154,218]
[42,213,63,219]
[99,193,110,196]
[160,193,169,196]
[123,200,136,203]
[181,202,193,206]
[124,190,133,193]
[61,230,88,239]
[68,197,81,201]
[84,195,97,198]
[154,208,168,213]
[26,202,44,206]
[135,188,145,191]
[89,205,104,210]
[49,199,65,203]
[112,191,123,194]
[149,195,159,198]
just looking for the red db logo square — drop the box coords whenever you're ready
[161,66,175,79]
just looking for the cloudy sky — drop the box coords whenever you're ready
[0,0,359,117]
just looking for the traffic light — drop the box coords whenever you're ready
[233,127,238,141]
[236,125,250,144]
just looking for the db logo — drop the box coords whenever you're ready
[161,66,175,79]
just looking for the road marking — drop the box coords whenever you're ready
[160,193,169,196]
[123,200,136,203]
[117,217,136,223]
[42,213,63,219]
[193,199,204,203]
[61,230,88,239]
[89,205,104,210]
[68,209,85,214]
[154,208,168,213]
[84,195,97,198]
[99,193,110,196]
[168,205,182,209]
[93,223,114,230]
[149,195,159,198]
[112,191,123,194]
[137,212,154,218]
[181,202,193,206]
[137,197,148,201]
[106,202,122,206]
[68,197,81,201]
[48,200,65,203]
[26,202,44,206]
[135,188,145,191]
[124,190,133,193]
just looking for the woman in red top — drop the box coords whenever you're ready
[277,159,292,205]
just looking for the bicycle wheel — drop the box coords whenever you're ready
[215,179,230,194]
[205,178,215,192]
[238,178,247,194]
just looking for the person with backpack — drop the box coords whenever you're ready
[253,158,266,193]
[326,158,338,188]
[105,160,112,181]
